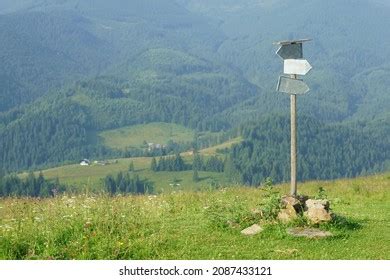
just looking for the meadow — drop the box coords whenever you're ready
[99,122,195,150]
[30,156,228,193]
[1,173,389,260]
[27,138,239,192]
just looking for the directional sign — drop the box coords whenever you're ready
[284,59,312,75]
[277,76,310,95]
[274,39,312,45]
[276,43,303,60]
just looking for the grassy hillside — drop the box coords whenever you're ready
[99,122,195,150]
[19,137,237,193]
[1,172,389,259]
[30,155,227,193]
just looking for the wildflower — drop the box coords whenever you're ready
[3,225,14,232]
[84,221,93,228]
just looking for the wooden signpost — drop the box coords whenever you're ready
[275,39,312,197]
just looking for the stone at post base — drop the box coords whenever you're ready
[304,199,332,224]
[277,195,307,223]
[241,224,263,236]
[278,205,298,223]
[306,199,330,210]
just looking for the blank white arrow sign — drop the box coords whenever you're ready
[284,59,312,75]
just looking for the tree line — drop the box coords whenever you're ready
[0,172,66,197]
[150,154,189,172]
[150,153,225,173]
[0,169,155,198]
[104,171,154,195]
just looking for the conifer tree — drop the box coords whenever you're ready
[128,161,135,172]
[192,169,200,182]
[151,157,157,172]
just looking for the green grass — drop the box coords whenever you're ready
[99,122,194,150]
[1,173,389,260]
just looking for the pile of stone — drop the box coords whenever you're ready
[278,195,332,224]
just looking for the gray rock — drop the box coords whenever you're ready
[287,227,333,238]
[281,195,306,213]
[278,195,306,223]
[305,208,332,223]
[305,199,332,223]
[241,224,263,236]
[282,196,300,207]
[278,205,298,223]
[306,199,330,211]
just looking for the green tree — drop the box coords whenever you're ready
[105,175,116,195]
[193,169,200,182]
[151,157,157,172]
[193,154,204,171]
[174,154,185,171]
[128,161,135,172]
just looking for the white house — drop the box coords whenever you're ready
[80,159,90,166]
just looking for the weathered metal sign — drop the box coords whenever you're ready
[277,76,310,95]
[284,59,312,75]
[276,43,303,60]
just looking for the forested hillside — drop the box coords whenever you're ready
[0,0,223,112]
[226,115,390,185]
[0,68,256,171]
[0,0,389,180]
[0,11,113,111]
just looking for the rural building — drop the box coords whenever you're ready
[80,159,90,166]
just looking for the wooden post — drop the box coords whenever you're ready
[290,86,297,197]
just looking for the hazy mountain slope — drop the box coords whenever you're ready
[179,0,390,123]
[0,0,225,112]
[0,10,113,111]
[0,0,389,176]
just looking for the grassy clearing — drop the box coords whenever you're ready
[99,122,194,150]
[199,137,242,155]
[1,173,389,260]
